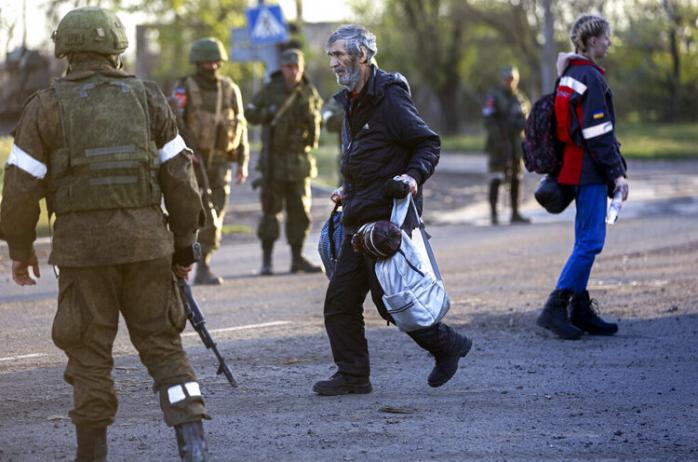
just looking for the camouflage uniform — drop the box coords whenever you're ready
[246,49,323,274]
[483,72,531,224]
[0,7,208,461]
[172,38,249,284]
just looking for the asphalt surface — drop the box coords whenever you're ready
[1,155,697,461]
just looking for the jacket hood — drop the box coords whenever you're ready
[556,52,587,77]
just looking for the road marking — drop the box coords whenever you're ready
[0,353,48,362]
[181,320,293,337]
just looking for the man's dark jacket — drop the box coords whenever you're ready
[335,65,440,229]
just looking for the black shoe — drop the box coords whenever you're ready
[175,421,208,462]
[312,372,372,396]
[510,212,531,224]
[491,213,499,226]
[537,289,584,340]
[570,291,618,335]
[75,425,107,462]
[290,256,322,273]
[260,264,273,276]
[429,333,472,388]
[193,264,223,285]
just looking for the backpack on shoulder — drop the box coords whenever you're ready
[521,82,563,175]
[374,196,450,332]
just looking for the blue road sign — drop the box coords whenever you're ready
[246,4,289,46]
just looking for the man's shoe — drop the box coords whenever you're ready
[290,255,323,273]
[260,264,273,276]
[312,372,372,396]
[75,425,107,462]
[537,289,583,340]
[570,291,618,335]
[193,264,223,285]
[428,331,472,388]
[510,213,531,224]
[175,421,208,462]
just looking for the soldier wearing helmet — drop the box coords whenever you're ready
[171,37,249,285]
[482,65,531,225]
[0,7,210,461]
[246,48,324,275]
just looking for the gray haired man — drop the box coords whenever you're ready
[313,25,472,396]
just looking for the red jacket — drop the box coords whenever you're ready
[554,58,625,185]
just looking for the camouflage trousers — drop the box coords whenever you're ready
[197,160,232,255]
[52,257,208,428]
[257,178,311,246]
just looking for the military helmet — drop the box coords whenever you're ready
[189,37,228,64]
[52,7,128,58]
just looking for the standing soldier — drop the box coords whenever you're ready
[483,66,531,225]
[0,7,209,461]
[246,48,323,275]
[171,37,249,285]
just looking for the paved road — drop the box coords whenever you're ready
[1,157,697,461]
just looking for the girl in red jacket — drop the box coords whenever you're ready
[536,14,629,340]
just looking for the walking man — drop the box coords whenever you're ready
[313,25,472,396]
[0,7,209,460]
[172,37,249,285]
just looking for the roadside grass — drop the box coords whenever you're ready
[440,122,698,159]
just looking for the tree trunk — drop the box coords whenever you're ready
[541,0,556,94]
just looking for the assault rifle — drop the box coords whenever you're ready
[177,279,238,388]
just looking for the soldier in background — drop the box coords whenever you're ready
[172,37,249,285]
[483,66,531,225]
[0,7,209,461]
[246,48,323,275]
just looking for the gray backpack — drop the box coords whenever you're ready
[376,196,450,332]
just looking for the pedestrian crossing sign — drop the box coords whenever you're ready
[246,4,289,46]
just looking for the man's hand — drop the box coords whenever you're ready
[330,186,344,204]
[173,264,193,280]
[236,164,248,184]
[12,253,40,286]
[397,174,418,197]
[614,176,629,201]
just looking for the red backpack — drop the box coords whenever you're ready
[521,84,563,175]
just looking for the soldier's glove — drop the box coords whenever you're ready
[384,177,411,199]
[173,242,202,267]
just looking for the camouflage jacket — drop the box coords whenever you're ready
[246,71,322,181]
[172,72,249,168]
[483,87,530,146]
[0,58,203,266]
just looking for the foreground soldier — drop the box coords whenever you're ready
[0,7,209,461]
[172,37,249,285]
[482,66,531,225]
[246,48,323,275]
[314,25,472,395]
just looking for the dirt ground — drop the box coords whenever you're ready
[1,157,697,461]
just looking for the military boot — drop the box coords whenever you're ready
[570,291,618,335]
[408,323,472,387]
[536,289,583,340]
[510,176,531,224]
[75,425,107,462]
[175,421,208,462]
[488,178,501,225]
[194,252,223,285]
[290,245,322,273]
[312,372,372,396]
[260,241,274,276]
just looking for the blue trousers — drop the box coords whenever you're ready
[556,183,607,294]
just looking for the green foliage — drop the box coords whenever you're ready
[616,122,698,158]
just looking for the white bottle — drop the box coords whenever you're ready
[606,190,623,224]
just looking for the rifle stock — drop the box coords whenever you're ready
[177,279,238,388]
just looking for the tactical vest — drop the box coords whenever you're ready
[184,76,241,154]
[48,73,161,215]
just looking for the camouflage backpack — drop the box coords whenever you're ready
[521,84,563,175]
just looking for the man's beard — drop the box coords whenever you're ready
[334,59,361,91]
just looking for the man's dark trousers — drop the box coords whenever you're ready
[324,233,390,378]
